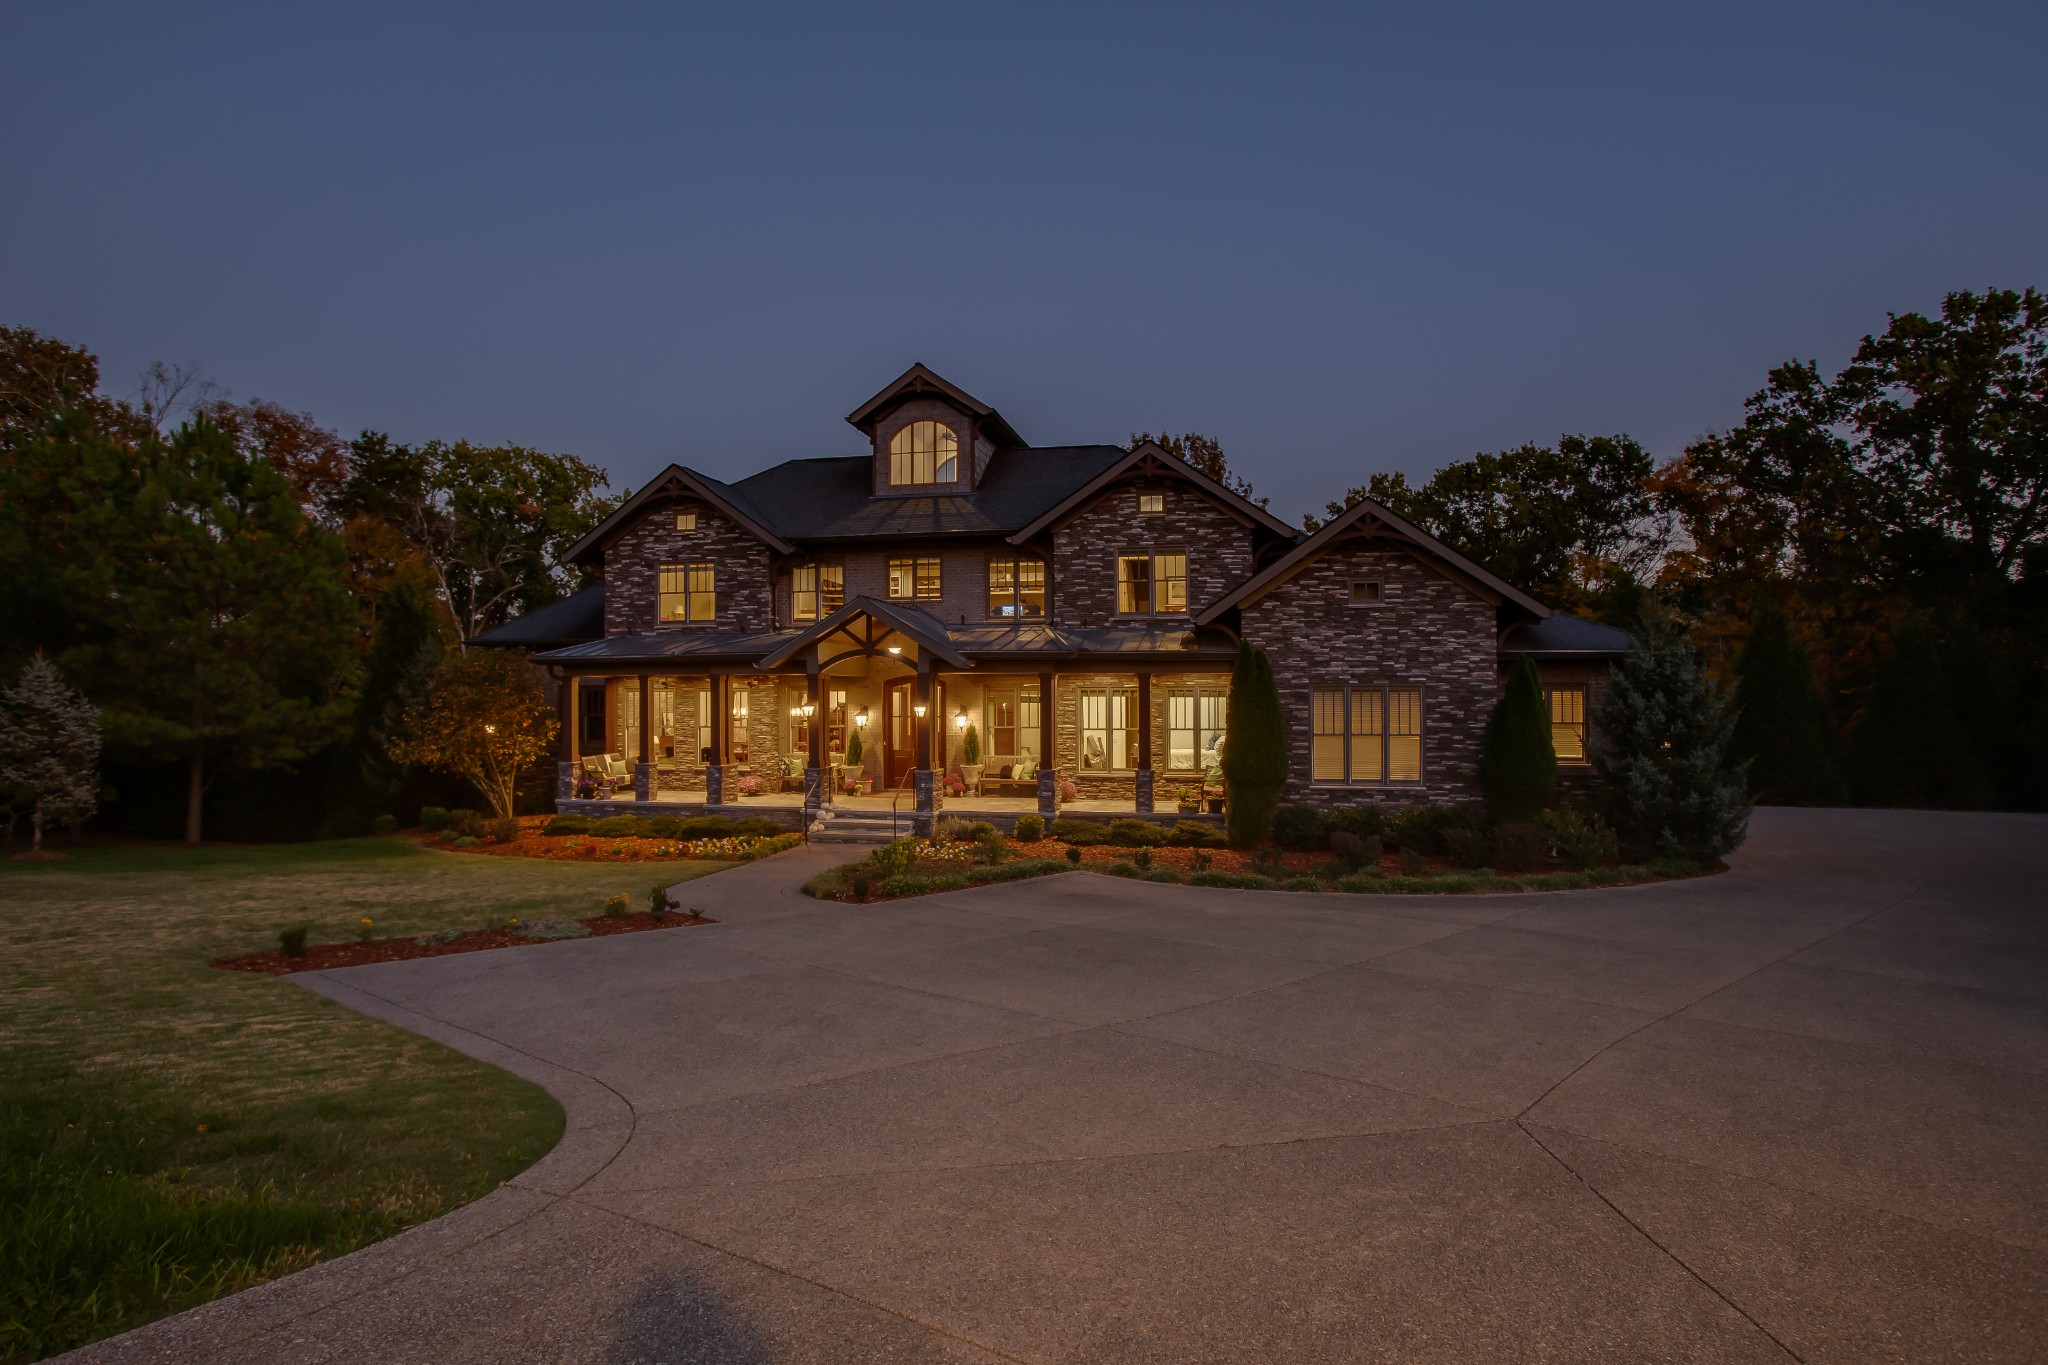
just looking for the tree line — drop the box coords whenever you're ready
[1179,286,2048,811]
[0,327,618,842]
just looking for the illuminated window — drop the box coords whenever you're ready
[888,557,942,599]
[1349,580,1383,605]
[675,510,698,531]
[1137,492,1164,514]
[791,564,843,622]
[730,686,749,763]
[1167,686,1227,771]
[1548,686,1587,763]
[1118,550,1188,615]
[987,556,1046,619]
[1311,686,1422,784]
[695,688,712,761]
[988,685,1042,762]
[658,563,715,623]
[888,421,959,485]
[1079,687,1138,770]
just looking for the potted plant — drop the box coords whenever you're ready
[1177,786,1199,814]
[960,723,983,792]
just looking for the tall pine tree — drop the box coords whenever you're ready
[1731,597,1845,805]
[1482,656,1556,822]
[1851,615,1993,809]
[1593,604,1752,861]
[1222,642,1287,848]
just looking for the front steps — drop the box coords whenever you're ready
[807,810,903,846]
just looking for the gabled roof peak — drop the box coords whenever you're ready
[846,363,1025,448]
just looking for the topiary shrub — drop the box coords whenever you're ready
[592,814,649,838]
[1272,804,1325,850]
[419,806,449,832]
[1013,813,1045,842]
[1050,817,1109,845]
[1482,656,1557,824]
[1106,818,1166,847]
[543,814,594,837]
[1167,819,1224,847]
[1222,642,1287,848]
[1492,822,1545,873]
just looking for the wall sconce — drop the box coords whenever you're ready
[789,706,802,719]
[801,701,815,718]
[886,645,902,655]
[953,708,967,730]
[912,702,927,719]
[854,707,869,728]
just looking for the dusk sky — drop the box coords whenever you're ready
[5,2,2043,524]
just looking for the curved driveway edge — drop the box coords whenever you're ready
[65,815,2048,1363]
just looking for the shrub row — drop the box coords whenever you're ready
[1045,817,1224,848]
[542,813,784,840]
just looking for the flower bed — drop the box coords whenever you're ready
[415,817,801,863]
[803,833,1719,904]
[215,907,715,974]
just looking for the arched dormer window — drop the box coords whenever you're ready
[889,420,958,486]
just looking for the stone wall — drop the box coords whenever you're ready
[1050,483,1255,628]
[1043,671,1231,800]
[1242,545,1498,809]
[603,499,773,635]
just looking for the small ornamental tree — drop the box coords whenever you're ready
[0,654,101,853]
[962,723,980,767]
[844,725,863,769]
[1731,597,1845,805]
[1593,605,1752,862]
[1482,656,1556,823]
[1850,614,1992,809]
[391,650,558,820]
[1222,642,1287,848]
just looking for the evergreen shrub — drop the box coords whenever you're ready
[1106,818,1166,847]
[1013,813,1044,841]
[543,814,594,836]
[1322,806,1384,841]
[1050,817,1108,844]
[1272,804,1325,850]
[1222,643,1287,848]
[419,806,449,832]
[1534,808,1617,869]
[1492,823,1545,873]
[1167,820,1224,846]
[1443,827,1492,869]
[592,815,648,838]
[1481,656,1556,823]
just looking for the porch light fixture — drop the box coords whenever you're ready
[913,702,927,719]
[801,701,815,717]
[886,645,902,655]
[953,708,967,730]
[789,706,802,719]
[854,707,869,728]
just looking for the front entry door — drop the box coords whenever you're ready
[884,678,914,789]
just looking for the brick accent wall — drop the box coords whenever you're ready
[1050,483,1255,628]
[1242,546,1498,809]
[603,500,773,635]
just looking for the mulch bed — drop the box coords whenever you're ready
[214,910,714,975]
[410,817,784,863]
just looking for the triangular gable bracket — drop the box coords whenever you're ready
[560,462,796,567]
[1007,440,1297,545]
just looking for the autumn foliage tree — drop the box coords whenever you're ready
[392,650,558,820]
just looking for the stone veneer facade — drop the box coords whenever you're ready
[603,500,774,636]
[1050,484,1256,627]
[1241,545,1498,808]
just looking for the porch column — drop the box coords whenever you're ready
[1134,671,1154,814]
[912,659,936,835]
[1036,670,1057,816]
[634,672,654,801]
[556,671,578,802]
[705,672,727,806]
[804,661,824,813]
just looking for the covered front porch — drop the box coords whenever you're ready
[538,598,1235,834]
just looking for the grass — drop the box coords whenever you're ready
[0,837,730,1361]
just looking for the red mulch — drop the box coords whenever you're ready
[214,910,713,975]
[409,818,731,863]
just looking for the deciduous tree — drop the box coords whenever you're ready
[1731,597,1845,805]
[1131,431,1267,507]
[391,650,558,820]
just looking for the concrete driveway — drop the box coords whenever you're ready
[78,809,2048,1363]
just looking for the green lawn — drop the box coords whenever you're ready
[0,838,730,1362]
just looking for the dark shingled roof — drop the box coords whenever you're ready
[470,585,606,647]
[533,628,798,665]
[1498,612,1633,658]
[723,445,1128,542]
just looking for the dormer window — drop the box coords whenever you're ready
[889,421,958,486]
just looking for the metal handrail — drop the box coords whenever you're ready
[887,769,916,841]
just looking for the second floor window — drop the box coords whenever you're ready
[889,420,958,485]
[1117,550,1188,615]
[791,564,844,622]
[987,556,1046,619]
[889,556,942,599]
[658,563,715,623]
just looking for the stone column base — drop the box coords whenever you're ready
[912,769,936,836]
[705,764,728,806]
[633,762,653,802]
[1134,768,1155,814]
[557,760,576,802]
[1036,769,1056,816]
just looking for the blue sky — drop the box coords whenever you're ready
[4,2,2043,523]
